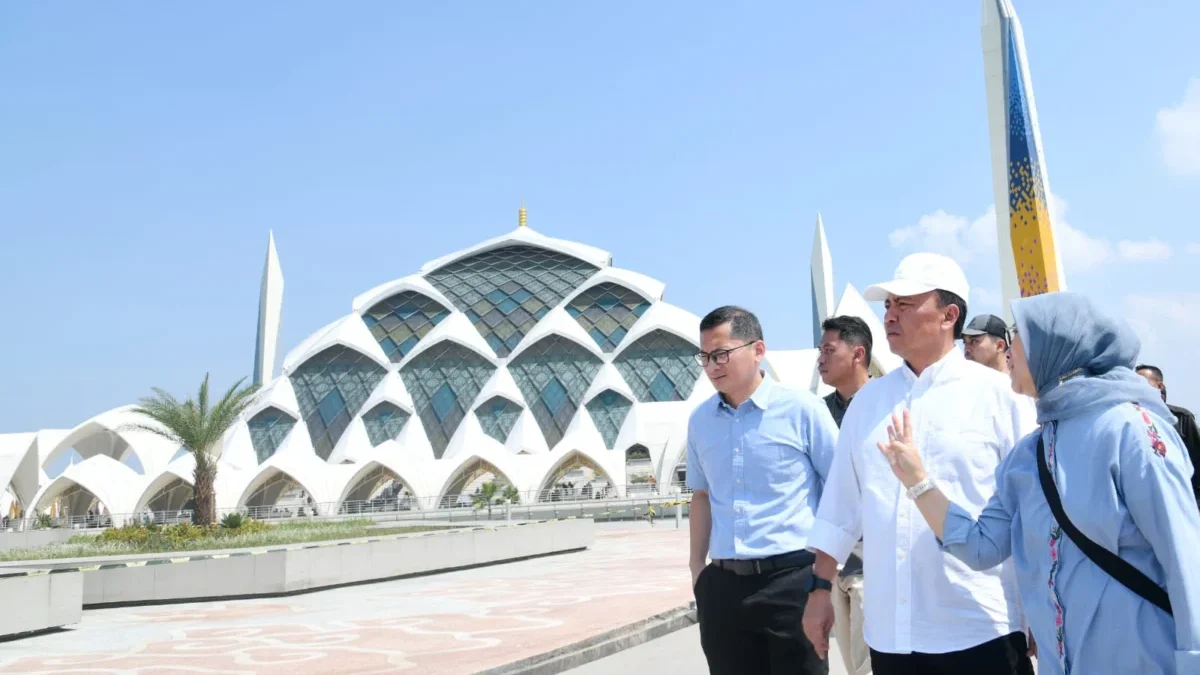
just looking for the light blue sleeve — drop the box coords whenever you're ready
[685,418,709,493]
[1116,414,1200,671]
[806,400,839,487]
[937,440,1021,571]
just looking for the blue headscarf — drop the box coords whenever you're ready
[1010,291,1174,425]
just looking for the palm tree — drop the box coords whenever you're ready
[127,374,259,526]
[502,484,520,505]
[471,481,502,519]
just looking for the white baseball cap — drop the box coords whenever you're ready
[863,252,970,303]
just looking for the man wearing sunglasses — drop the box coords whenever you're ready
[687,305,839,675]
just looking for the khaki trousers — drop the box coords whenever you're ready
[832,573,871,675]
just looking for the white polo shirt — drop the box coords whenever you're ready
[808,348,1038,654]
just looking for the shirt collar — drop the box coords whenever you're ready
[717,371,773,412]
[902,347,963,385]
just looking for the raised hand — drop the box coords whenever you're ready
[876,409,927,489]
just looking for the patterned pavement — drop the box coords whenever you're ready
[0,525,692,675]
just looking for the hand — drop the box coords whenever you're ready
[691,562,704,591]
[801,586,834,660]
[875,409,927,489]
[1027,631,1037,659]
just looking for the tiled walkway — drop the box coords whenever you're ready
[0,525,691,674]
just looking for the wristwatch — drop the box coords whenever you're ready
[807,574,833,593]
[906,476,936,500]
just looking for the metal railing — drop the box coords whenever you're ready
[0,482,694,533]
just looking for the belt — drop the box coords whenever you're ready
[712,549,815,576]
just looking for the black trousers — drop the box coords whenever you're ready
[870,631,1035,675]
[694,562,827,675]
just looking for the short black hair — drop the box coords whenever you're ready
[699,306,763,342]
[935,290,968,339]
[1136,364,1164,382]
[821,315,873,365]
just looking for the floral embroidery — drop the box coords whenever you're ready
[1132,403,1168,458]
[1045,423,1069,674]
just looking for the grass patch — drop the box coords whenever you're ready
[0,519,449,562]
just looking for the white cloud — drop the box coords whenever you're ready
[1123,294,1200,408]
[1187,242,1200,255]
[891,193,1171,273]
[1116,239,1172,262]
[972,287,1002,310]
[1156,78,1200,177]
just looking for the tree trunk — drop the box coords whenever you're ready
[193,463,217,527]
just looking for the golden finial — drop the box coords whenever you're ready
[518,202,527,228]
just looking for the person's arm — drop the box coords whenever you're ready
[1177,411,1200,502]
[685,430,711,587]
[1116,415,1200,671]
[803,403,858,660]
[806,400,840,488]
[878,410,1016,570]
[689,490,712,587]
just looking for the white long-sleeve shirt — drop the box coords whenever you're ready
[808,348,1038,654]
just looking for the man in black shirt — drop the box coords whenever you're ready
[817,315,873,674]
[1137,365,1200,506]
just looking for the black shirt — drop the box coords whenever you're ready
[1169,404,1200,505]
[823,391,852,428]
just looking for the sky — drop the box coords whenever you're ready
[2,1,1199,433]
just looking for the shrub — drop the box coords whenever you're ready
[221,513,246,530]
[34,513,55,530]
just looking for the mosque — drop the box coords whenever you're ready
[0,209,897,526]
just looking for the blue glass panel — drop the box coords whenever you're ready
[508,335,602,449]
[614,330,702,403]
[361,291,450,364]
[565,283,650,353]
[431,383,457,422]
[398,341,496,459]
[247,407,298,464]
[318,389,346,425]
[585,390,633,449]
[425,245,598,357]
[290,346,386,460]
[474,396,522,444]
[361,401,410,447]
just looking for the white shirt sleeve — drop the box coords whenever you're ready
[807,405,863,563]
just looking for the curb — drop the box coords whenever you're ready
[475,603,697,675]
[0,519,558,580]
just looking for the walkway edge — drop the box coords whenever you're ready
[475,602,697,675]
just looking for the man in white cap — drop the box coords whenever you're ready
[801,253,1037,674]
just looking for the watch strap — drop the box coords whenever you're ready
[906,476,935,500]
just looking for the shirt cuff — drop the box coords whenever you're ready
[936,503,976,550]
[807,519,856,563]
[1177,650,1200,673]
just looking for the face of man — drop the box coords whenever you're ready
[1137,368,1167,402]
[883,291,957,360]
[699,321,765,398]
[963,334,1008,371]
[818,329,862,388]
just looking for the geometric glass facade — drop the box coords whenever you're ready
[508,335,603,449]
[247,407,297,464]
[398,341,496,459]
[289,346,387,461]
[474,396,523,445]
[425,245,598,357]
[613,330,702,402]
[566,282,650,352]
[585,389,632,449]
[360,401,410,447]
[362,291,451,363]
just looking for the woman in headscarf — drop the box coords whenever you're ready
[876,291,1200,675]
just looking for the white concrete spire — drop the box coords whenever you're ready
[810,213,835,346]
[253,231,284,386]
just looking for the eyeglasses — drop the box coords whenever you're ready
[694,342,757,366]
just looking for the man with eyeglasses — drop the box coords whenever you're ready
[687,305,839,675]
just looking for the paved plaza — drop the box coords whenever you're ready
[0,525,692,674]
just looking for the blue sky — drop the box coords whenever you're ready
[2,1,1198,432]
